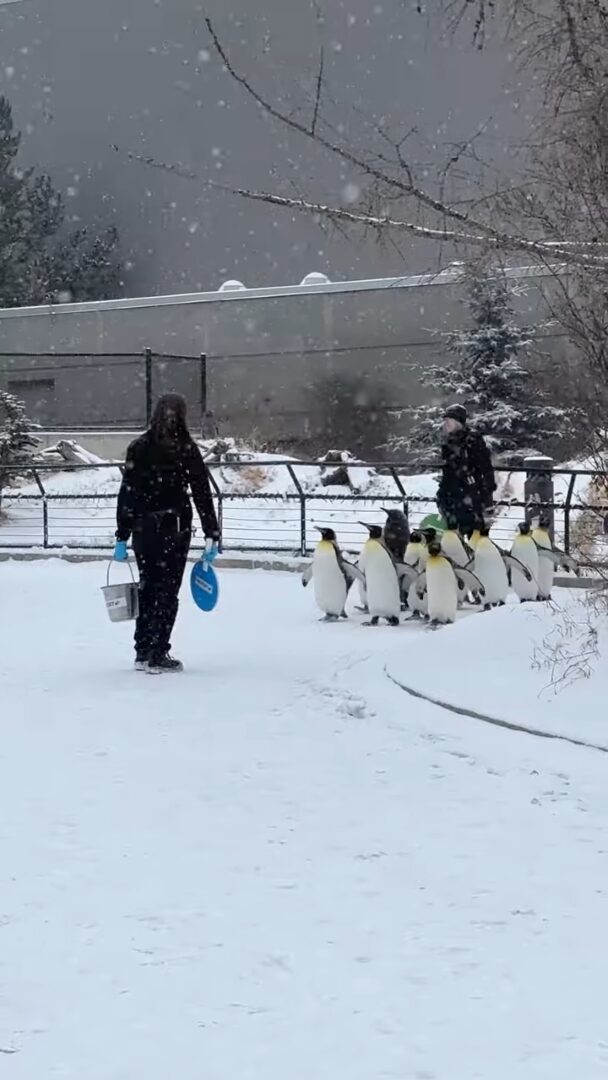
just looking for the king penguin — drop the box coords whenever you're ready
[382,507,410,562]
[302,527,363,620]
[532,517,580,598]
[362,525,403,626]
[474,524,509,608]
[420,540,458,626]
[404,529,426,568]
[510,523,540,602]
[532,519,554,600]
[356,523,383,612]
[403,532,428,618]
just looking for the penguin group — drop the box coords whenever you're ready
[302,512,580,629]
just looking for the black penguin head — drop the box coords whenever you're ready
[382,507,407,522]
[317,527,337,542]
[362,524,383,540]
[410,530,423,544]
[538,515,551,530]
[423,527,437,543]
[427,540,442,557]
[518,522,531,536]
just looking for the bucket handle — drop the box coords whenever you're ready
[106,559,137,587]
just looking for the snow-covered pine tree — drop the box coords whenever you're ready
[0,390,40,503]
[0,95,121,308]
[398,267,569,467]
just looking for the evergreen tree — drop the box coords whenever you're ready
[400,268,569,466]
[0,95,121,307]
[0,390,40,500]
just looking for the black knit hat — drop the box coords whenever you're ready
[443,404,467,426]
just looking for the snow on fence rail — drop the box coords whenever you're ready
[0,461,606,557]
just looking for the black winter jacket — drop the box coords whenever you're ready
[116,432,219,542]
[436,427,496,522]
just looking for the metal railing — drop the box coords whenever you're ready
[0,461,606,557]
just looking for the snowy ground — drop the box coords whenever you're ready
[2,560,608,1079]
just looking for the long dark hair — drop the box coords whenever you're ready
[149,393,192,447]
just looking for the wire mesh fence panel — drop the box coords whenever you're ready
[0,494,45,547]
[46,497,118,548]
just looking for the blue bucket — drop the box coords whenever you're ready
[190,558,219,612]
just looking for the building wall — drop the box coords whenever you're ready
[0,269,569,455]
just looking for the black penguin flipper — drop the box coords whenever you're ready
[395,562,417,585]
[542,545,580,575]
[456,567,486,597]
[340,557,365,587]
[503,552,534,583]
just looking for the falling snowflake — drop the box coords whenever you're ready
[342,183,360,205]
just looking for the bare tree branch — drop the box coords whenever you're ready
[116,143,608,268]
[204,14,503,239]
[311,45,324,137]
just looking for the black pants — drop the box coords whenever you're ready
[132,517,191,660]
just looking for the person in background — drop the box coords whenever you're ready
[114,393,220,673]
[436,404,496,537]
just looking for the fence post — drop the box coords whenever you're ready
[145,348,153,427]
[205,465,223,551]
[31,469,48,548]
[199,353,208,437]
[563,472,577,555]
[389,467,409,523]
[524,455,555,540]
[287,464,307,556]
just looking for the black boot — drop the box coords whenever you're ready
[147,653,184,674]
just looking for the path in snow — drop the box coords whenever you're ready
[1,560,607,1080]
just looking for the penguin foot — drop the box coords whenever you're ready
[320,614,340,622]
[364,616,380,627]
[354,605,368,614]
[387,616,400,627]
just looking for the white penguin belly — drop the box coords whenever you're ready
[313,550,347,615]
[427,560,458,623]
[512,543,539,600]
[357,550,367,608]
[365,549,400,618]
[534,542,554,599]
[408,577,427,615]
[474,546,508,604]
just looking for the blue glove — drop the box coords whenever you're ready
[204,540,219,564]
[114,540,129,562]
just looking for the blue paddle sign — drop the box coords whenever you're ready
[190,558,219,612]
